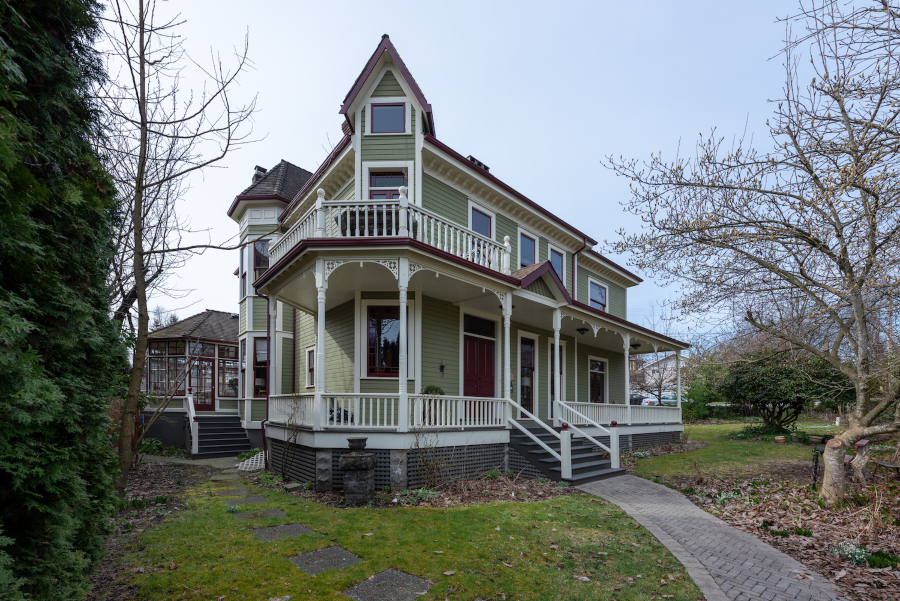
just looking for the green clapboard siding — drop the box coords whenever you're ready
[281,336,294,394]
[575,342,626,405]
[538,238,548,263]
[524,277,554,299]
[421,295,460,395]
[294,311,315,390]
[422,174,467,226]
[251,399,266,421]
[496,214,517,260]
[219,399,237,411]
[252,296,267,331]
[565,250,573,295]
[282,306,294,332]
[239,301,247,334]
[372,70,404,97]
[359,379,415,394]
[325,301,355,392]
[577,267,627,320]
[360,106,415,160]
[336,181,355,200]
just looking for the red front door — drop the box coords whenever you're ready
[191,359,214,411]
[463,335,495,398]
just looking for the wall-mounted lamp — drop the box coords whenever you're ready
[439,360,445,374]
[576,327,589,336]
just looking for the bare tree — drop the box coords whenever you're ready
[95,0,257,493]
[605,1,900,503]
[149,305,178,331]
[631,303,679,404]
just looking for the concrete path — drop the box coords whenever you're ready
[579,476,845,601]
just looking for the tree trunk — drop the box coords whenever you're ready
[849,445,869,484]
[819,437,847,504]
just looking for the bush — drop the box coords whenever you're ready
[726,424,793,441]
[421,385,445,395]
[139,438,165,456]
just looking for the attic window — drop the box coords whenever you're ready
[371,103,405,133]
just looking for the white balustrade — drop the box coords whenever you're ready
[557,402,680,426]
[269,393,315,426]
[323,394,399,428]
[269,205,317,264]
[630,405,682,424]
[407,205,505,271]
[410,395,506,428]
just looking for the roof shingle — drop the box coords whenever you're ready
[148,310,239,343]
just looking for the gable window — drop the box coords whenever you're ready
[520,233,536,268]
[371,103,405,133]
[253,337,267,397]
[254,240,269,281]
[550,248,564,279]
[589,280,608,312]
[589,359,606,403]
[471,208,492,238]
[369,172,405,199]
[367,305,401,376]
[306,346,316,388]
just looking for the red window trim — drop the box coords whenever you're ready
[366,305,409,378]
[370,103,405,134]
[252,336,268,398]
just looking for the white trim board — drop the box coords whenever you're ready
[587,354,609,404]
[467,199,496,240]
[546,338,566,420]
[354,297,420,386]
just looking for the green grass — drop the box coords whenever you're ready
[635,423,816,479]
[121,481,701,600]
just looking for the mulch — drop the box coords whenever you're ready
[86,460,217,601]
[672,473,900,601]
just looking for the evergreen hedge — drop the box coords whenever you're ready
[0,1,126,599]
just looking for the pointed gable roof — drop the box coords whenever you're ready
[339,35,435,135]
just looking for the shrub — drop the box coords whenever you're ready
[139,437,165,456]
[421,385,445,395]
[484,470,499,479]
[725,424,793,441]
[866,551,899,569]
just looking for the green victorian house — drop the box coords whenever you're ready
[212,36,689,488]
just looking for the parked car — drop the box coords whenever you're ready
[629,394,645,406]
[660,394,678,406]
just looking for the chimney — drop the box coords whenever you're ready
[466,155,490,173]
[253,165,268,184]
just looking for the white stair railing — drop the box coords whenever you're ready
[557,401,620,469]
[506,398,562,461]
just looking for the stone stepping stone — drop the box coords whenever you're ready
[232,508,286,521]
[253,523,313,541]
[212,488,252,497]
[290,545,361,575]
[344,569,432,601]
[224,496,269,507]
[211,474,241,481]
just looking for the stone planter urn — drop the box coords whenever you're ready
[339,437,376,506]
[774,436,786,444]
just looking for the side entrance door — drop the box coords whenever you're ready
[191,359,215,412]
[463,335,495,397]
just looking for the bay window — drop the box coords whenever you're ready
[254,240,269,281]
[253,337,267,397]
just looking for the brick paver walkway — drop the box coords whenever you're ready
[579,476,845,601]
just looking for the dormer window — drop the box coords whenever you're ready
[371,103,405,133]
[369,172,406,199]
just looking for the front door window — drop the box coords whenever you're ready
[589,359,606,404]
[520,337,536,415]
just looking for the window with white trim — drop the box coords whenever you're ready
[589,278,608,312]
[370,103,405,133]
[589,358,606,404]
[305,345,315,388]
[520,233,536,268]
[549,245,565,281]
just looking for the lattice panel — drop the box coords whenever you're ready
[507,446,543,480]
[269,439,316,483]
[631,431,681,449]
[407,444,505,488]
[331,449,393,491]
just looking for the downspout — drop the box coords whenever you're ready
[571,237,588,301]
[261,294,270,470]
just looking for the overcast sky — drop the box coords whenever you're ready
[148,0,791,337]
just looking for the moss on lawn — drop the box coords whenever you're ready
[118,480,701,600]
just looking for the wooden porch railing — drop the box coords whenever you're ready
[409,395,507,428]
[557,402,682,426]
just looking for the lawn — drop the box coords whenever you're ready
[119,479,701,601]
[634,421,835,481]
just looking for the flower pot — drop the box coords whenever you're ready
[774,436,786,444]
[809,435,824,444]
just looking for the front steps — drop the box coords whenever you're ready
[192,414,252,459]
[509,425,625,485]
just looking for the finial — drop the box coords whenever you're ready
[317,188,325,198]
[399,186,408,197]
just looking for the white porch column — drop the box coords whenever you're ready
[623,333,631,425]
[314,258,327,431]
[268,294,279,397]
[503,293,512,428]
[398,187,409,237]
[676,349,682,415]
[553,308,562,427]
[397,257,410,432]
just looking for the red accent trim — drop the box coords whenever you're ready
[369,103,406,134]
[279,135,352,222]
[146,335,239,346]
[226,194,291,218]
[519,261,572,304]
[424,135,598,246]
[340,35,434,135]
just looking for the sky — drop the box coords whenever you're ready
[147,0,792,337]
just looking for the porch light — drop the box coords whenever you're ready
[576,327,589,336]
[630,343,641,350]
[439,360,444,373]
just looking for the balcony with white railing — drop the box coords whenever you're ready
[268,187,511,275]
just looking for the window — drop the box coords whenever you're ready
[239,246,245,299]
[240,339,246,398]
[368,172,405,200]
[253,338,267,397]
[168,340,184,355]
[589,359,606,404]
[520,233,536,268]
[217,359,239,397]
[148,357,167,394]
[167,357,186,396]
[254,240,269,281]
[189,341,215,357]
[371,103,405,133]
[471,208,492,238]
[218,345,238,359]
[464,314,495,338]
[550,248,564,279]
[589,280,608,312]
[306,346,315,388]
[367,305,400,377]
[144,342,186,396]
[149,340,166,355]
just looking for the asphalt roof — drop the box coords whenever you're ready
[148,310,239,343]
[238,160,313,200]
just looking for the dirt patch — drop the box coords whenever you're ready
[86,460,217,601]
[247,472,582,507]
[661,474,900,601]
